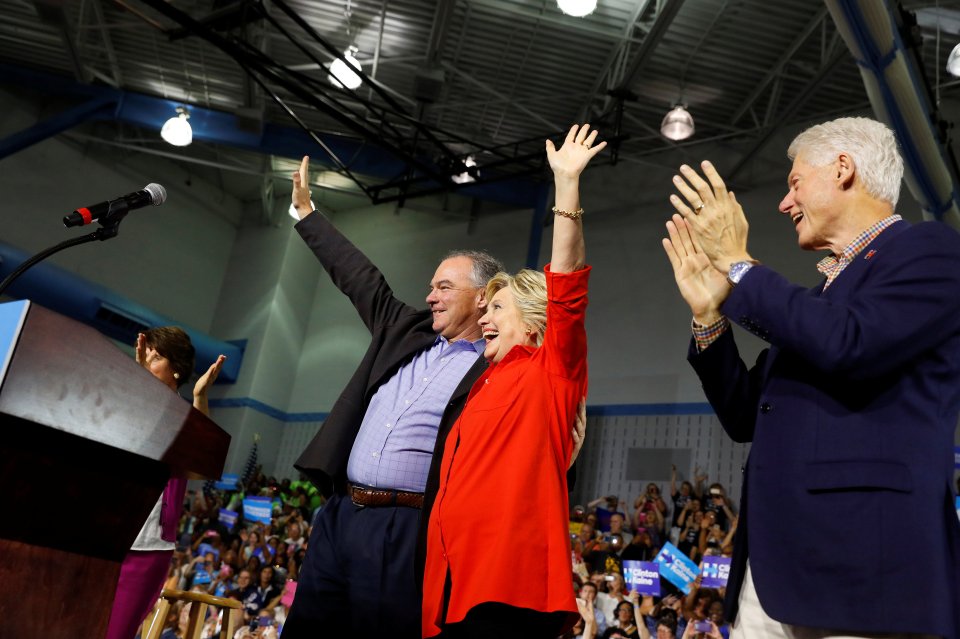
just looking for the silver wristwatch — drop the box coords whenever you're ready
[727,260,759,287]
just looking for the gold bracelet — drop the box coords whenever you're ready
[552,205,584,219]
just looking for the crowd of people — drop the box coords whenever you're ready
[134,471,322,639]
[569,470,739,639]
[131,466,738,639]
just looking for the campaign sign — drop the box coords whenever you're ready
[196,542,220,559]
[569,522,583,535]
[955,496,960,522]
[654,542,700,594]
[243,496,273,524]
[215,473,240,491]
[193,567,212,585]
[954,446,960,470]
[0,300,29,387]
[219,508,239,531]
[700,556,732,588]
[623,560,660,596]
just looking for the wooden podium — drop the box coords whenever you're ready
[0,301,231,638]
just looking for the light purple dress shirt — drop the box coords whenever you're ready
[346,335,485,493]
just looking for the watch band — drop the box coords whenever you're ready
[727,260,760,287]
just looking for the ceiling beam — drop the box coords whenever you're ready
[727,46,850,181]
[613,0,687,92]
[576,0,653,122]
[728,6,829,125]
[458,0,646,44]
[440,61,557,130]
[88,0,124,87]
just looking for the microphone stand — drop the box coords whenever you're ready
[0,202,129,297]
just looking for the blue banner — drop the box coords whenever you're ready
[623,560,660,596]
[196,542,220,559]
[218,508,238,531]
[700,556,732,588]
[215,473,240,491]
[0,300,29,386]
[243,496,273,524]
[654,542,700,595]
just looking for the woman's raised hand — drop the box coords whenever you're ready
[546,124,607,180]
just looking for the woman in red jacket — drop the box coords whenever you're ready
[422,124,605,639]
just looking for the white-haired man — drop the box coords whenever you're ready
[662,117,960,638]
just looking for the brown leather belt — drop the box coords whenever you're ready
[348,483,424,509]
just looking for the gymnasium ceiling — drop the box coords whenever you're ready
[2,0,959,220]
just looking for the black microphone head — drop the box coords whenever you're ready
[144,183,167,206]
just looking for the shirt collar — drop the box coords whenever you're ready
[816,214,901,275]
[434,334,487,356]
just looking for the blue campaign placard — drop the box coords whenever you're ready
[196,542,220,559]
[243,496,273,524]
[701,556,732,588]
[654,541,700,594]
[219,508,239,530]
[623,560,660,596]
[954,446,960,470]
[214,473,240,491]
[0,300,29,387]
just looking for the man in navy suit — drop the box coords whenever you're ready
[662,117,960,638]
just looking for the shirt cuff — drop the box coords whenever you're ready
[692,316,730,352]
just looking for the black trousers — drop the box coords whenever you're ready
[282,493,421,639]
[437,602,571,639]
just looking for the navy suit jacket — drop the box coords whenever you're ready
[689,220,960,637]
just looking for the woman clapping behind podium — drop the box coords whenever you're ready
[105,326,225,639]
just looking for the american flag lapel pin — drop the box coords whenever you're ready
[864,249,877,260]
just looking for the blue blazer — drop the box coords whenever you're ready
[689,220,960,637]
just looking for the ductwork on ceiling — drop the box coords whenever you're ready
[826,0,960,228]
[0,242,243,383]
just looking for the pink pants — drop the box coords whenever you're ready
[104,549,174,639]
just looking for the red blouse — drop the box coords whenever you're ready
[422,265,590,637]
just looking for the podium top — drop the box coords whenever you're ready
[0,301,229,478]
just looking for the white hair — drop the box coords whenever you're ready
[787,117,904,207]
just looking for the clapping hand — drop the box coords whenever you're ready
[669,161,752,274]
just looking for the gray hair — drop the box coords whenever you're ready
[444,249,504,288]
[787,117,904,207]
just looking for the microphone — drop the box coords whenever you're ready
[63,183,167,228]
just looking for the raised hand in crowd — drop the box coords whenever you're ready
[575,597,598,639]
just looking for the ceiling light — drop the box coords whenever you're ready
[328,47,363,90]
[557,0,597,17]
[660,105,695,141]
[451,155,478,184]
[948,43,960,76]
[160,106,192,146]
